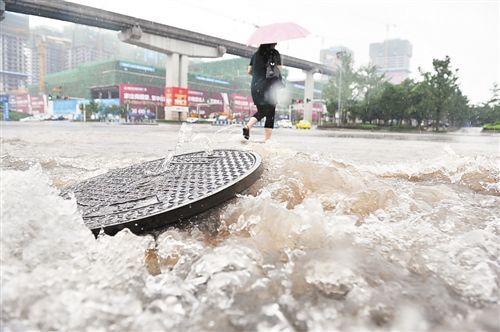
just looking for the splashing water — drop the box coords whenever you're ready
[215,123,244,136]
[160,122,193,170]
[213,123,247,145]
[146,123,234,177]
[1,122,499,331]
[191,133,214,156]
[145,123,194,176]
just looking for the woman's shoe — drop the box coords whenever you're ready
[243,126,250,140]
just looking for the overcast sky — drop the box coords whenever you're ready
[30,0,499,104]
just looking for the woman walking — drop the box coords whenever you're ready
[243,43,283,141]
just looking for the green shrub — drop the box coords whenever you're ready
[0,110,31,121]
[483,123,500,130]
[358,124,378,130]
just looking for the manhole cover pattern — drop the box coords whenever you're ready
[64,149,260,229]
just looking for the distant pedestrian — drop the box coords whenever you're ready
[243,43,283,141]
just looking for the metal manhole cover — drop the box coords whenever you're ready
[62,149,262,236]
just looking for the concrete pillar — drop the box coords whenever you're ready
[166,53,180,87]
[119,25,227,121]
[165,53,190,121]
[179,54,189,88]
[303,70,314,123]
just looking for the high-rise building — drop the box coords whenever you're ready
[24,47,34,85]
[0,13,30,93]
[369,39,412,84]
[320,46,354,69]
[63,25,118,69]
[29,28,71,92]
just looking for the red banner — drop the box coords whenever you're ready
[187,89,224,116]
[165,87,189,107]
[230,93,251,117]
[30,95,47,113]
[14,95,31,113]
[119,84,165,106]
[247,96,257,114]
[13,95,47,113]
[188,90,206,105]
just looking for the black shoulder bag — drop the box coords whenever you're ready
[265,53,281,80]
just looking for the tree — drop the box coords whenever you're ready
[86,100,100,118]
[78,100,101,121]
[378,82,407,125]
[470,84,500,126]
[482,83,500,124]
[408,81,432,128]
[486,82,500,107]
[323,53,359,124]
[356,64,386,123]
[106,104,124,117]
[445,90,470,127]
[421,56,459,131]
[398,79,419,126]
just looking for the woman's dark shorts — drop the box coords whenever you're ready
[252,104,276,129]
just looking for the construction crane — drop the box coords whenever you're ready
[35,35,47,93]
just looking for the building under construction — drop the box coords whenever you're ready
[28,58,248,96]
[369,39,413,84]
[0,13,30,93]
[32,57,322,104]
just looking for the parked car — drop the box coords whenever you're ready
[46,115,66,121]
[20,114,54,122]
[186,117,199,123]
[19,116,41,122]
[277,119,293,128]
[296,120,312,129]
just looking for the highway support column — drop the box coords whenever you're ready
[118,25,226,121]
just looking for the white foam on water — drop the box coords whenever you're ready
[1,166,156,331]
[1,125,499,331]
[359,145,500,195]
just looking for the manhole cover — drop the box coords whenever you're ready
[62,149,262,236]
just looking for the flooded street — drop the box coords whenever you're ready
[1,122,499,331]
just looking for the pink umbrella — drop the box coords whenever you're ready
[246,22,310,47]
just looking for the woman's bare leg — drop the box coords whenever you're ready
[264,128,273,141]
[243,117,258,140]
[246,117,258,129]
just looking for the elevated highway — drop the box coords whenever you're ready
[3,0,330,121]
[3,0,336,75]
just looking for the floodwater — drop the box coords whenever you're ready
[1,122,499,331]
